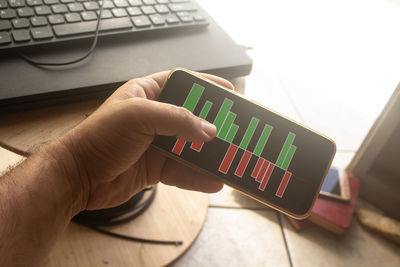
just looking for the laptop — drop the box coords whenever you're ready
[0,0,252,110]
[347,82,400,220]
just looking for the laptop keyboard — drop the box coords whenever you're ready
[0,0,208,50]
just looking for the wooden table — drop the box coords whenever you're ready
[0,96,210,266]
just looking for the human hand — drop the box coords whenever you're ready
[56,70,234,213]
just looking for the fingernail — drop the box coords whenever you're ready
[201,121,216,138]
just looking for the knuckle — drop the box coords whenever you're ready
[125,97,146,108]
[176,106,193,121]
[125,77,159,99]
[126,77,140,85]
[123,98,149,118]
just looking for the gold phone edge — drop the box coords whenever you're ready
[158,67,337,220]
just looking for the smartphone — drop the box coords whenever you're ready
[320,167,351,202]
[152,69,336,219]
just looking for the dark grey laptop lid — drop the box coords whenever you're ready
[0,15,252,110]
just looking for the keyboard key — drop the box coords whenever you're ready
[165,14,178,24]
[176,11,188,16]
[128,0,142,6]
[12,29,31,41]
[143,0,155,5]
[177,12,192,23]
[35,6,51,15]
[31,26,53,39]
[26,0,42,6]
[131,15,150,27]
[0,31,11,44]
[84,1,99,10]
[12,18,30,28]
[193,14,204,21]
[102,1,114,8]
[44,0,59,4]
[18,7,34,17]
[114,0,128,8]
[0,9,17,19]
[154,4,168,14]
[149,14,164,26]
[65,12,81,22]
[141,5,155,15]
[48,14,64,24]
[0,0,207,50]
[30,16,47,26]
[9,0,25,8]
[81,11,97,20]
[126,6,140,16]
[168,3,196,12]
[53,17,132,36]
[52,4,68,13]
[0,20,11,30]
[98,8,112,18]
[111,8,127,17]
[68,3,83,12]
[0,0,7,9]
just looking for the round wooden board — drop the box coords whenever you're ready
[46,183,208,267]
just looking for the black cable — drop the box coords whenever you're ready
[75,185,157,227]
[19,0,104,66]
[89,226,183,246]
[73,185,183,246]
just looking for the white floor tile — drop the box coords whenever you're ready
[172,208,290,267]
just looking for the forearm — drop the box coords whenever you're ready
[0,140,85,267]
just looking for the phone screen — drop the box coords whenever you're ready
[321,168,341,196]
[152,69,336,218]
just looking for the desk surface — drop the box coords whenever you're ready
[0,98,102,156]
[2,0,400,266]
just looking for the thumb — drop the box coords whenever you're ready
[125,98,216,142]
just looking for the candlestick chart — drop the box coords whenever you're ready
[171,83,297,198]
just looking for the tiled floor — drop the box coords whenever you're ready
[281,199,400,267]
[172,209,290,267]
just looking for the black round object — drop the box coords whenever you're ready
[73,186,156,227]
